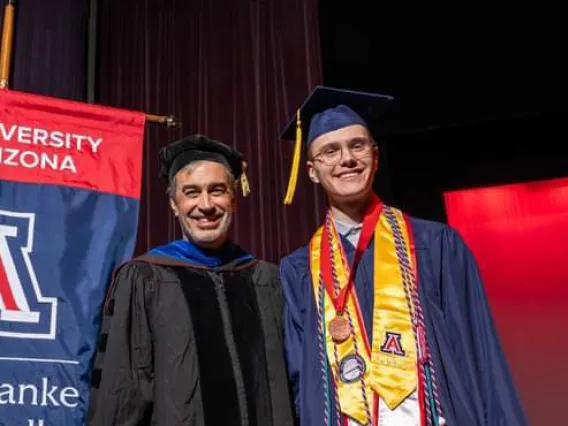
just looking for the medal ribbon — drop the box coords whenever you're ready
[320,195,382,315]
[310,204,420,425]
[310,227,374,425]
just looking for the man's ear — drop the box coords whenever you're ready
[169,196,179,217]
[231,191,238,213]
[306,161,320,184]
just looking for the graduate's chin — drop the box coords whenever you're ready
[330,183,372,202]
[338,183,367,196]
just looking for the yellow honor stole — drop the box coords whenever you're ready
[309,202,418,425]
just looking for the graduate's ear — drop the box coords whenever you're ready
[373,144,379,173]
[306,160,320,184]
[169,196,180,217]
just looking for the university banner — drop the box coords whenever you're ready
[0,89,145,425]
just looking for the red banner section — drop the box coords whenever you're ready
[0,89,146,199]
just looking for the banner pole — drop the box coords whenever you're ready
[145,113,179,127]
[86,0,98,103]
[0,0,15,89]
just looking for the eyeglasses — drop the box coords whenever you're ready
[311,139,375,166]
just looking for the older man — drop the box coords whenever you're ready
[280,86,528,426]
[89,134,293,426]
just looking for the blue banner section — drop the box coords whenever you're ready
[0,181,139,426]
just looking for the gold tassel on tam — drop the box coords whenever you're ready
[240,161,251,197]
[283,109,302,205]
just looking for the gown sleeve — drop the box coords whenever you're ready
[441,228,529,425]
[88,262,154,425]
[280,254,305,419]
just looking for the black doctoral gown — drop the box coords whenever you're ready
[88,243,294,426]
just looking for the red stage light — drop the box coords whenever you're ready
[444,177,568,426]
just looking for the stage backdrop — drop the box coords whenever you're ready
[2,0,327,262]
[444,177,568,426]
[96,0,327,262]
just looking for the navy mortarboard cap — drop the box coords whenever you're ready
[281,85,394,204]
[159,134,250,196]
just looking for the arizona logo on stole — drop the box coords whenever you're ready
[380,331,406,357]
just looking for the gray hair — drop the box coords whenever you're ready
[167,160,237,198]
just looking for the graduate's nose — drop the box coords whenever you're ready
[339,146,357,166]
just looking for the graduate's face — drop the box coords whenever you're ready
[307,124,378,205]
[169,161,235,250]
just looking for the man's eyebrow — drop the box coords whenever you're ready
[322,135,369,145]
[180,184,200,191]
[179,182,229,191]
[348,136,368,143]
[208,181,229,187]
[318,141,341,149]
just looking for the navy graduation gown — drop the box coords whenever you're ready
[280,216,528,426]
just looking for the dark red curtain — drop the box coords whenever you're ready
[444,178,568,426]
[96,0,326,262]
[1,0,88,101]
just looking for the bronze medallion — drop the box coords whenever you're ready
[329,315,350,343]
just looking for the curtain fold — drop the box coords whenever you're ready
[1,0,88,101]
[97,0,326,261]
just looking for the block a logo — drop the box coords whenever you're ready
[0,209,57,339]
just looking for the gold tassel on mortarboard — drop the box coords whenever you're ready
[283,109,302,205]
[240,161,251,197]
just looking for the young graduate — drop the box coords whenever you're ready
[279,86,528,426]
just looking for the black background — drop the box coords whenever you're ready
[319,0,568,221]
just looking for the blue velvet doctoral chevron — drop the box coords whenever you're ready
[148,240,255,268]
